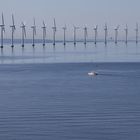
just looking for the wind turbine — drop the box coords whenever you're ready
[62,24,67,46]
[31,18,36,47]
[124,24,128,44]
[10,14,16,48]
[94,25,98,44]
[52,18,57,46]
[20,22,26,47]
[135,23,139,44]
[0,13,5,48]
[73,25,79,45]
[42,21,46,46]
[83,26,88,45]
[114,25,119,44]
[104,23,108,44]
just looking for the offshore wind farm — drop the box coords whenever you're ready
[1,0,140,140]
[0,13,140,48]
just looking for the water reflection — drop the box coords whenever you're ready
[0,48,4,64]
[0,42,139,64]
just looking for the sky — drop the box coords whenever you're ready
[0,0,140,40]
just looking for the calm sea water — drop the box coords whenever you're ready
[0,42,140,64]
[0,42,140,140]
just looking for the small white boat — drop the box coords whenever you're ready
[88,71,98,76]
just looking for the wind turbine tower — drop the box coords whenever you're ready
[42,21,46,46]
[73,25,79,45]
[20,22,26,47]
[115,25,119,44]
[31,19,36,47]
[84,26,88,45]
[62,25,67,46]
[135,23,139,44]
[0,13,5,48]
[104,24,108,44]
[10,14,16,48]
[52,18,57,46]
[94,25,98,44]
[124,24,128,44]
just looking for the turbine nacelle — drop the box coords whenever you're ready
[94,25,98,30]
[42,21,46,29]
[0,13,5,33]
[10,14,16,31]
[42,21,47,37]
[84,26,88,36]
[115,25,120,31]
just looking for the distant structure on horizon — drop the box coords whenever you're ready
[94,25,98,44]
[0,13,139,47]
[52,18,57,46]
[135,23,139,44]
[31,18,36,47]
[62,24,67,46]
[10,14,16,48]
[0,13,5,48]
[20,22,26,47]
[114,25,119,44]
[42,21,47,46]
[73,25,79,45]
[124,24,128,44]
[104,23,108,45]
[83,26,88,45]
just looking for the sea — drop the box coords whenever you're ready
[0,42,140,140]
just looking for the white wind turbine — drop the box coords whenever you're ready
[31,19,36,47]
[0,13,5,48]
[20,22,26,47]
[83,26,88,45]
[52,18,57,46]
[42,21,47,46]
[124,24,128,44]
[94,25,98,44]
[10,14,16,48]
[62,24,67,46]
[135,23,139,44]
[104,23,108,44]
[114,25,119,44]
[73,25,79,45]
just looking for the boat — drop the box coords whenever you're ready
[88,71,98,76]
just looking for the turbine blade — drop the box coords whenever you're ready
[2,13,4,26]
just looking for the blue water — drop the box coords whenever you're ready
[0,42,140,64]
[0,42,140,140]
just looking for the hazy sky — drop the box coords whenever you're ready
[0,0,140,40]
